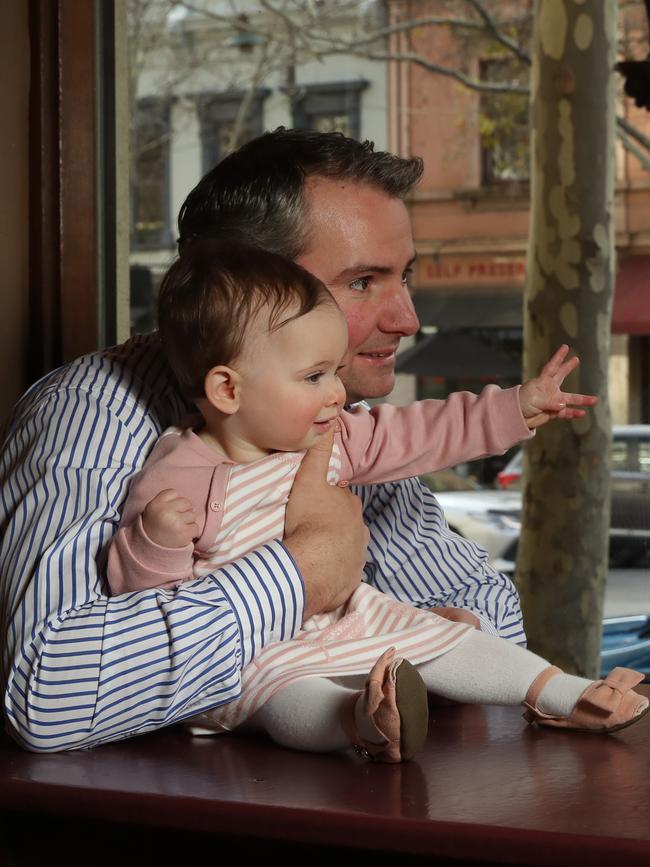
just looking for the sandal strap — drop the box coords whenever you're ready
[581,667,645,713]
[524,665,563,711]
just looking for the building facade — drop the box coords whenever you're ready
[386,0,650,424]
[129,0,389,330]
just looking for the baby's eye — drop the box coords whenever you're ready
[305,372,323,384]
[349,276,371,293]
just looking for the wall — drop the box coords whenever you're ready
[0,0,30,423]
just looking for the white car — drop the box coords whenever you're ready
[422,424,650,573]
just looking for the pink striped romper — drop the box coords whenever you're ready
[108,386,532,732]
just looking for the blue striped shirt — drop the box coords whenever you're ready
[0,334,524,752]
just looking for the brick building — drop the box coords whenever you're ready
[387,0,650,424]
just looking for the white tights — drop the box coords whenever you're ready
[248,630,592,753]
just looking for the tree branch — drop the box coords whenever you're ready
[315,44,530,94]
[463,0,531,65]
[617,124,650,172]
[617,114,650,152]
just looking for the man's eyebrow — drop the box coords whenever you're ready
[335,255,417,280]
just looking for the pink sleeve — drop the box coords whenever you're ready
[337,385,533,485]
[107,515,194,595]
[106,451,208,596]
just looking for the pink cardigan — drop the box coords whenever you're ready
[108,385,531,595]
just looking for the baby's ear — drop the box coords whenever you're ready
[203,365,241,415]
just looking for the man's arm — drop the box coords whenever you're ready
[354,477,526,644]
[0,377,305,752]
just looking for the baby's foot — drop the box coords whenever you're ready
[348,647,429,762]
[523,666,649,733]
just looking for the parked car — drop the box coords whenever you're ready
[600,615,650,678]
[420,463,650,680]
[495,425,650,567]
[422,425,650,571]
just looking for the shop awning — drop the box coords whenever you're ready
[396,332,521,379]
[412,292,522,329]
[613,256,650,334]
[413,259,650,335]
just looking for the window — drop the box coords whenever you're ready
[290,81,368,139]
[198,89,270,173]
[131,96,173,249]
[479,60,529,185]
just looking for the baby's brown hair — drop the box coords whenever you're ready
[158,239,333,399]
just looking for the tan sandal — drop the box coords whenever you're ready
[352,647,428,763]
[523,665,650,734]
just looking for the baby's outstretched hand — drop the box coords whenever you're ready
[519,344,598,430]
[143,489,199,548]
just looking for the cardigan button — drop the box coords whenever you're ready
[209,501,222,511]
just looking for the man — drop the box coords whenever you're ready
[0,128,524,752]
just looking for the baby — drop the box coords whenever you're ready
[107,240,648,762]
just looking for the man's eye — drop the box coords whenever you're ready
[349,276,371,293]
[401,267,414,286]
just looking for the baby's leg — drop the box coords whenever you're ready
[248,649,429,760]
[418,630,649,729]
[417,630,590,715]
[248,677,358,753]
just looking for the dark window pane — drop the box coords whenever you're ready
[132,97,172,249]
[480,60,529,185]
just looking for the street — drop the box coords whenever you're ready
[605,568,650,617]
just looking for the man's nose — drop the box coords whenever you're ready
[380,284,420,336]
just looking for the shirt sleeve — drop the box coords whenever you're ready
[337,385,533,485]
[0,373,305,752]
[355,477,526,645]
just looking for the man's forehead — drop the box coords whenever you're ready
[303,174,393,209]
[300,178,414,272]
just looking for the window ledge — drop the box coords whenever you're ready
[453,182,530,211]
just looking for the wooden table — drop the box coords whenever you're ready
[1,690,649,866]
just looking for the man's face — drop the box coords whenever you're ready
[296,177,419,403]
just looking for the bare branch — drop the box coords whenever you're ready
[317,44,530,94]
[617,125,650,172]
[617,114,650,152]
[463,0,531,65]
[309,15,492,49]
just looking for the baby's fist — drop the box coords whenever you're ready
[143,489,199,548]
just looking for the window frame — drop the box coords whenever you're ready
[289,80,368,139]
[197,89,270,173]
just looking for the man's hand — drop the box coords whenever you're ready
[430,607,481,628]
[143,489,199,548]
[284,430,369,621]
[519,344,598,430]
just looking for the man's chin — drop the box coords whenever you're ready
[342,369,395,405]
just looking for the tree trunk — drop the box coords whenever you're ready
[517,0,617,678]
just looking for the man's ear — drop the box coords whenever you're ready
[203,365,241,415]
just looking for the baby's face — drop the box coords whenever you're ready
[233,301,349,453]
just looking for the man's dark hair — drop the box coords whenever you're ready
[158,239,333,399]
[177,127,423,259]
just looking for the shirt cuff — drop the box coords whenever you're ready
[210,540,305,668]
